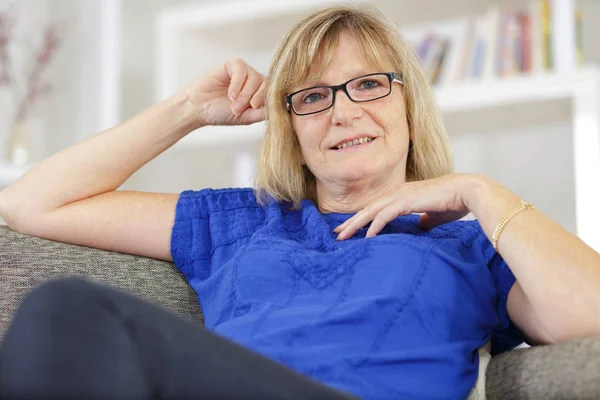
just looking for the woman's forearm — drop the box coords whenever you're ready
[466,175,600,342]
[0,91,199,222]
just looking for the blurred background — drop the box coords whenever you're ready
[0,0,599,249]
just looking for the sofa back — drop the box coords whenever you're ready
[0,226,203,341]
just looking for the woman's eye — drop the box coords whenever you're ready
[302,92,325,103]
[360,80,379,89]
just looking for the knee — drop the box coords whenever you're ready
[19,277,104,317]
[4,277,112,345]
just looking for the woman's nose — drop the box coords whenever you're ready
[331,91,363,126]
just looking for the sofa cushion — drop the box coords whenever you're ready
[486,335,600,399]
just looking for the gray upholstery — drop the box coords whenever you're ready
[486,336,600,399]
[0,225,203,341]
[1,225,599,399]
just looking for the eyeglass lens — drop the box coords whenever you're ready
[291,73,391,115]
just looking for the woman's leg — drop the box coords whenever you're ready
[0,277,358,400]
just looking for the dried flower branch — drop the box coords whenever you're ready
[0,10,15,87]
[0,6,63,124]
[14,24,61,121]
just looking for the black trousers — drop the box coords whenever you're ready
[0,277,359,400]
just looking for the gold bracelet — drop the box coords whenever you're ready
[491,200,535,251]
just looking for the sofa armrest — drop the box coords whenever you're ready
[0,226,203,341]
[487,335,600,399]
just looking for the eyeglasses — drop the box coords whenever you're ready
[285,72,403,116]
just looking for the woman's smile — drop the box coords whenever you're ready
[330,136,377,152]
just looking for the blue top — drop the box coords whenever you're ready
[170,188,523,399]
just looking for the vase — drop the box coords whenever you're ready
[4,120,32,166]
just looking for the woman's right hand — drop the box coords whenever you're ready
[183,58,268,127]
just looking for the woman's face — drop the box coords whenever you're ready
[290,32,411,190]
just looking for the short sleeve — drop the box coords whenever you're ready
[169,188,264,282]
[481,233,525,355]
[170,189,214,281]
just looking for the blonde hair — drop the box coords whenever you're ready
[255,3,453,209]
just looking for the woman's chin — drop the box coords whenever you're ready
[334,165,382,183]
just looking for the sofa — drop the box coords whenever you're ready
[1,224,599,399]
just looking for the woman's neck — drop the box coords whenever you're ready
[316,173,406,214]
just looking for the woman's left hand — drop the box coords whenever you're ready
[333,174,482,240]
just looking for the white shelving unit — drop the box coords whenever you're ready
[155,0,600,251]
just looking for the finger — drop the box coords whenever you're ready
[333,212,358,232]
[336,208,376,239]
[250,78,267,109]
[232,73,263,115]
[225,59,248,102]
[333,203,379,234]
[337,201,390,240]
[365,207,399,238]
[333,219,350,234]
[335,212,367,239]
[239,105,266,125]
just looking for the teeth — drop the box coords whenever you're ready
[336,137,373,150]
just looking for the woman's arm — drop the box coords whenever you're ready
[466,176,600,345]
[333,173,600,344]
[0,91,196,222]
[0,58,267,261]
[0,92,196,260]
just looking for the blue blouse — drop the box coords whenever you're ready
[170,188,523,399]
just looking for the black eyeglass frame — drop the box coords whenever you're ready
[285,72,404,116]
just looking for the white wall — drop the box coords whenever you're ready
[0,0,121,162]
[449,99,576,233]
[120,0,248,194]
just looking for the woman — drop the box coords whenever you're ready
[1,4,599,400]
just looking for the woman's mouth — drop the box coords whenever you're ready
[331,137,376,151]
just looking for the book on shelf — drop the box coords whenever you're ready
[402,0,584,87]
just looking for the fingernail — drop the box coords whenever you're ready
[229,92,238,102]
